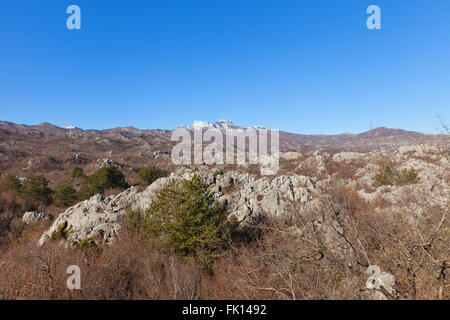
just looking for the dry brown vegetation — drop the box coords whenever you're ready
[0,231,202,299]
[0,122,448,300]
[0,179,447,300]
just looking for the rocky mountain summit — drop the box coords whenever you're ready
[181,119,266,131]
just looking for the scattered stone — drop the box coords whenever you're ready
[65,153,88,164]
[97,158,114,168]
[365,265,397,300]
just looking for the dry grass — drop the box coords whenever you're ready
[0,231,203,300]
[0,182,447,300]
[0,139,448,300]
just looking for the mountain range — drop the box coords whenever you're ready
[0,119,439,150]
[0,119,441,181]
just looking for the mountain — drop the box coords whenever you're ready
[0,120,441,182]
[180,119,265,131]
[279,127,437,152]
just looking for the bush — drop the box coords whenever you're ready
[396,168,420,185]
[372,165,420,187]
[78,183,99,202]
[140,174,235,269]
[19,175,52,205]
[372,165,396,187]
[71,167,85,179]
[137,166,168,185]
[1,173,21,192]
[54,184,77,207]
[80,236,95,248]
[50,221,72,240]
[78,165,129,201]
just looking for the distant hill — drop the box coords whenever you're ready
[0,120,439,153]
[280,127,437,152]
[0,120,441,180]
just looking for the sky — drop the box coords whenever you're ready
[0,0,449,134]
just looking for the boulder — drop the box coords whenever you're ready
[22,211,53,225]
[365,265,397,300]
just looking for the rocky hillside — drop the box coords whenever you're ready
[279,127,439,152]
[38,166,318,246]
[33,142,448,299]
[0,120,441,184]
[0,120,448,300]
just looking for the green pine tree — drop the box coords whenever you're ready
[54,184,77,207]
[141,174,235,269]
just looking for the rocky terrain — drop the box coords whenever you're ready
[38,166,319,246]
[0,120,441,186]
[40,144,449,246]
[34,141,448,299]
[0,120,448,300]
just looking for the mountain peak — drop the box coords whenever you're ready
[182,120,265,131]
[216,119,234,125]
[37,122,56,127]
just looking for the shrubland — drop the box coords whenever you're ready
[0,134,448,300]
[0,172,447,300]
[0,165,131,252]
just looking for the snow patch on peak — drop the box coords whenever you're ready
[182,120,265,131]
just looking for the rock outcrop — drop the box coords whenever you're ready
[365,265,397,300]
[22,211,53,225]
[38,185,160,246]
[39,166,317,246]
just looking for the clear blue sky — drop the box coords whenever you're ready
[0,0,449,134]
